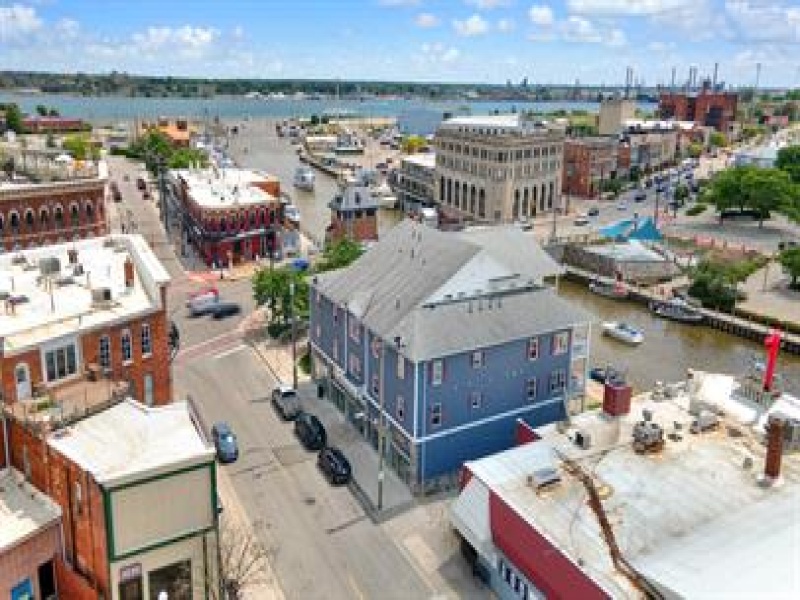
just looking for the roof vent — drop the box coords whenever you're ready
[103,238,116,248]
[11,254,27,266]
[632,421,665,454]
[55,275,74,287]
[527,467,561,492]
[38,257,61,276]
[91,287,113,308]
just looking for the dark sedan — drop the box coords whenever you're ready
[208,302,241,319]
[317,446,352,485]
[211,422,239,464]
[294,412,326,451]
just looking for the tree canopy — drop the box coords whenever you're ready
[709,132,727,148]
[313,238,364,273]
[252,266,308,327]
[126,130,207,172]
[1,103,24,133]
[779,247,800,289]
[62,133,100,161]
[776,145,800,184]
[704,166,798,226]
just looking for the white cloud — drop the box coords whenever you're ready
[232,25,245,39]
[528,5,554,26]
[131,25,220,59]
[725,1,800,43]
[415,12,440,27]
[497,18,515,31]
[560,16,601,42]
[566,0,695,16]
[416,42,461,64]
[453,14,490,35]
[55,18,80,38]
[0,4,42,41]
[465,0,511,10]
[606,28,626,46]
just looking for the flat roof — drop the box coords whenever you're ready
[48,399,215,488]
[464,371,800,598]
[401,153,436,169]
[171,167,279,209]
[0,467,61,554]
[0,234,170,354]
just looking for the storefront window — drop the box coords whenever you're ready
[148,560,191,600]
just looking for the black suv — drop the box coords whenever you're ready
[317,446,352,485]
[294,412,327,451]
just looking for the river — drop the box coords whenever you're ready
[222,118,799,395]
[0,92,656,135]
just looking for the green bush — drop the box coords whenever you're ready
[298,352,311,374]
[686,204,707,216]
[266,322,291,339]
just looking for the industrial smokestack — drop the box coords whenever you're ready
[712,62,719,90]
[764,414,785,481]
[671,67,676,92]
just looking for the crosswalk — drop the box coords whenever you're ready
[172,330,246,363]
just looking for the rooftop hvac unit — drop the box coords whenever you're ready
[72,264,84,276]
[103,238,116,248]
[54,275,74,287]
[528,467,561,492]
[91,287,112,307]
[38,257,61,276]
[632,421,665,454]
[574,430,592,450]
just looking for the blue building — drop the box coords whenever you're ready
[309,220,591,492]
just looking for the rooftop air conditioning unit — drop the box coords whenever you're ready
[103,238,116,248]
[91,287,113,307]
[38,257,61,276]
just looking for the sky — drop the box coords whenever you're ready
[1,1,799,87]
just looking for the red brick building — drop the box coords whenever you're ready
[23,117,87,133]
[0,167,107,252]
[562,137,619,198]
[659,90,739,133]
[168,167,286,266]
[325,183,378,244]
[0,235,172,409]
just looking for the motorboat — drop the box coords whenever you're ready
[601,322,644,345]
[293,166,315,191]
[588,279,629,300]
[649,297,704,324]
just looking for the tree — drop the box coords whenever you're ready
[313,238,363,273]
[688,261,739,311]
[35,104,48,117]
[252,266,308,326]
[709,131,727,148]
[674,183,689,204]
[48,107,60,117]
[779,247,800,289]
[687,142,703,159]
[600,178,623,199]
[741,168,794,227]
[45,133,56,148]
[401,135,427,154]
[62,133,98,160]
[168,147,208,169]
[2,103,24,133]
[776,145,800,183]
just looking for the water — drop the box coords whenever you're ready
[0,92,657,134]
[558,280,800,395]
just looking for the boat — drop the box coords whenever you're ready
[293,166,315,191]
[649,298,704,324]
[370,182,397,209]
[601,322,644,345]
[588,279,629,299]
[283,204,301,225]
[589,366,625,384]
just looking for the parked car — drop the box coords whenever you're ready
[272,385,301,420]
[211,422,239,464]
[616,201,628,211]
[294,412,326,451]
[573,214,590,226]
[634,192,646,202]
[317,446,352,485]
[587,206,600,217]
[208,302,241,319]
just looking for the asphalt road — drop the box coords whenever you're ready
[175,345,434,600]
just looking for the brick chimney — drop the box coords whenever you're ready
[603,380,632,417]
[764,414,786,481]
[123,257,135,289]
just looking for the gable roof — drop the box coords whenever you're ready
[315,220,586,361]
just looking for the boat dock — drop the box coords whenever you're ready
[564,266,800,355]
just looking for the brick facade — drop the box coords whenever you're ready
[326,209,378,244]
[0,179,107,252]
[7,419,109,599]
[562,138,619,198]
[1,310,172,407]
[659,91,738,133]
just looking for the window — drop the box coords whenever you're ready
[527,338,539,360]
[396,396,405,420]
[333,305,339,323]
[349,317,361,342]
[430,359,444,386]
[551,331,570,356]
[73,481,83,516]
[550,369,567,395]
[396,354,405,379]
[430,403,442,427]
[349,354,361,378]
[45,344,78,382]
[121,330,132,363]
[315,323,321,338]
[471,350,484,369]
[140,323,152,357]
[147,560,192,600]
[371,374,379,396]
[371,337,381,359]
[527,378,538,400]
[469,391,482,409]
[99,336,111,369]
[332,339,339,361]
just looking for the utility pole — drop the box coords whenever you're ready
[290,281,298,390]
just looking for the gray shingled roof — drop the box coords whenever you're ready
[315,219,585,360]
[389,287,591,362]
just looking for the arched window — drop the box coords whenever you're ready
[513,190,520,219]
[70,203,80,226]
[478,189,486,218]
[439,176,445,202]
[548,182,554,209]
[54,205,64,226]
[462,182,468,206]
[250,211,256,228]
[470,185,476,214]
[522,188,529,217]
[446,179,452,204]
[85,202,94,220]
[0,214,5,233]
[24,210,34,229]
[219,217,227,233]
[454,180,460,207]
[9,211,20,232]
[40,208,49,227]
[260,209,266,226]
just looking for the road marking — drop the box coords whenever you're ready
[213,344,246,360]
[346,572,366,600]
[174,330,241,360]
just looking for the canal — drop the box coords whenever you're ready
[226,117,800,396]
